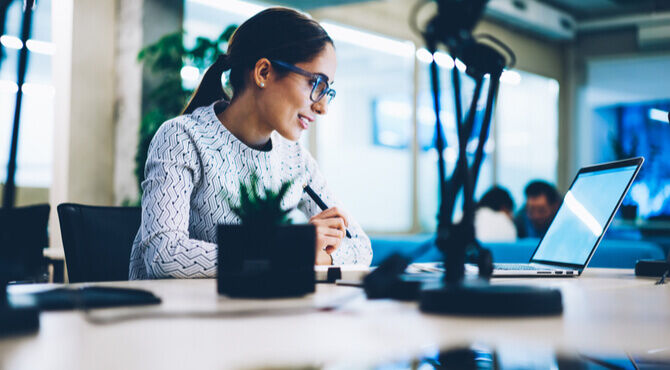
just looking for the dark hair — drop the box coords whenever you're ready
[477,186,514,212]
[182,7,333,114]
[524,180,560,204]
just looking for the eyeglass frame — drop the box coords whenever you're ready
[269,60,336,104]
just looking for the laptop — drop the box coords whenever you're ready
[492,157,644,277]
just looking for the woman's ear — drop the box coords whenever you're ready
[253,58,272,88]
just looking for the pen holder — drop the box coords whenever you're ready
[217,224,316,298]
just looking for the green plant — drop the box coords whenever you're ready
[227,173,296,227]
[134,25,237,204]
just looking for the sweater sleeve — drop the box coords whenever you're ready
[297,148,373,266]
[136,119,218,279]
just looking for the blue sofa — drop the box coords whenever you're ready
[370,234,665,268]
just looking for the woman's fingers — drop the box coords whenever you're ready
[310,214,346,256]
[317,225,344,239]
[312,217,346,234]
[317,235,341,250]
[309,207,349,227]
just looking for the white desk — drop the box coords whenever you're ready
[1,268,669,369]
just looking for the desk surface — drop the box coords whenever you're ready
[1,268,669,369]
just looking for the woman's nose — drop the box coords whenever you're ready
[312,98,328,115]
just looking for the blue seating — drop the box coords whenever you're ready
[370,234,665,268]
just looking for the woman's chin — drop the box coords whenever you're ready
[278,128,302,142]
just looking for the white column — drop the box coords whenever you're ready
[114,0,143,205]
[50,0,117,253]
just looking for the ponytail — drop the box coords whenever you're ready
[181,53,232,115]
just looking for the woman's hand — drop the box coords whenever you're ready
[310,207,349,265]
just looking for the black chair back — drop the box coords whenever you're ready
[0,204,50,282]
[57,203,141,283]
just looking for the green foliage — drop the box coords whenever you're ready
[227,173,295,227]
[134,25,238,204]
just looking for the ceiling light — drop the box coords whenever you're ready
[416,48,433,64]
[321,22,414,58]
[187,0,265,17]
[21,83,55,98]
[1,35,23,49]
[26,39,55,55]
[454,58,467,72]
[434,52,454,69]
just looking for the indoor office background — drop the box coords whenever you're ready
[1,0,669,257]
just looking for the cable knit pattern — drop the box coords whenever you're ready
[129,101,372,279]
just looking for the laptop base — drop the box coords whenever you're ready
[491,263,580,277]
[419,282,563,316]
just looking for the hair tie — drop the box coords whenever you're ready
[215,53,232,71]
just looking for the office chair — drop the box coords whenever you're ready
[57,203,141,283]
[0,204,50,283]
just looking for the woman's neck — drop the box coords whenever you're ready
[216,92,273,150]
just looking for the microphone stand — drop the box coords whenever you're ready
[419,6,562,316]
[364,0,563,314]
[431,40,499,284]
[3,0,35,208]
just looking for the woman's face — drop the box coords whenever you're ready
[259,43,337,142]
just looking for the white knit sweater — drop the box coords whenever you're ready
[129,101,372,279]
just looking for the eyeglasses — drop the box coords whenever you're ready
[270,60,336,104]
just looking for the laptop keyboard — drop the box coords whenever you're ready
[494,264,550,271]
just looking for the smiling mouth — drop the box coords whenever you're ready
[298,115,310,129]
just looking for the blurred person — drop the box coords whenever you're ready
[474,186,517,242]
[514,180,561,238]
[129,8,372,279]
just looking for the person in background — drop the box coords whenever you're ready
[514,180,561,238]
[474,186,517,242]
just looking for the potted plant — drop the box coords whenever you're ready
[217,174,316,298]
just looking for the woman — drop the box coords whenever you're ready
[474,186,517,243]
[129,7,372,279]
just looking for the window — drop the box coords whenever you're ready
[415,53,495,230]
[315,23,415,232]
[416,55,559,231]
[183,1,560,234]
[0,0,53,188]
[495,70,559,207]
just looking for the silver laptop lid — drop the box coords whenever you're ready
[529,157,644,269]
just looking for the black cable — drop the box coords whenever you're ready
[82,291,362,325]
[656,269,668,285]
[84,306,318,325]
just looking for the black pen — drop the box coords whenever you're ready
[303,184,352,238]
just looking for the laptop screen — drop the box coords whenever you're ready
[531,164,639,266]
